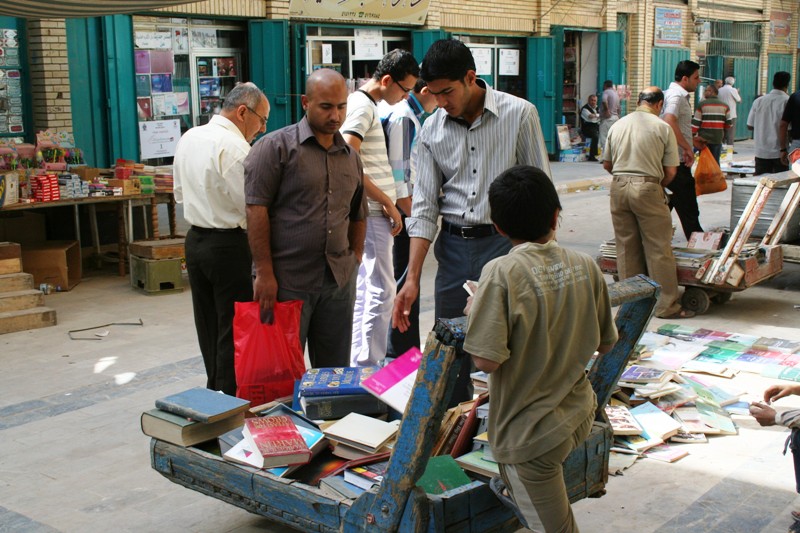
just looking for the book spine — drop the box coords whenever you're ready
[440,414,467,456]
[299,386,368,398]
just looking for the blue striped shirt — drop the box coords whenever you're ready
[406,80,552,241]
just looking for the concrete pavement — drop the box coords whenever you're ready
[3,138,800,533]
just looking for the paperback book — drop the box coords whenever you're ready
[361,347,423,413]
[242,415,311,468]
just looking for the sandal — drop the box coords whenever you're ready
[660,308,696,320]
[489,476,529,528]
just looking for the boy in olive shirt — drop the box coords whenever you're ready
[464,165,618,533]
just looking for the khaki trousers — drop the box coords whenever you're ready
[499,414,593,533]
[610,176,682,317]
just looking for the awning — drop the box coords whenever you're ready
[0,0,204,19]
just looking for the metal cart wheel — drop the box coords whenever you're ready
[682,287,711,314]
[712,292,733,304]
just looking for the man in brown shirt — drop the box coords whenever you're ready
[244,69,367,366]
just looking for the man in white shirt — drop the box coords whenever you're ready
[748,71,790,175]
[718,77,742,147]
[174,82,269,395]
[599,80,620,155]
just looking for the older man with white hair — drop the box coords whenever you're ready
[718,77,741,147]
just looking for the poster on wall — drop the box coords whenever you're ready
[289,0,430,25]
[654,8,683,47]
[139,119,181,160]
[471,48,492,77]
[134,31,171,50]
[191,28,218,49]
[499,49,520,76]
[770,11,792,46]
[172,28,189,55]
[354,29,382,60]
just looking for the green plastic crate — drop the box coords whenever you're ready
[129,254,183,294]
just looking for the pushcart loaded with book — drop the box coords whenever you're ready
[150,275,659,532]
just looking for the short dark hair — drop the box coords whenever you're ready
[373,49,420,81]
[773,71,791,90]
[638,88,664,105]
[674,60,700,82]
[603,80,614,89]
[413,78,427,93]
[489,166,561,242]
[420,39,475,82]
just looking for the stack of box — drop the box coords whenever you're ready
[31,174,61,202]
[129,237,186,295]
[138,176,155,194]
[58,173,89,199]
[88,183,113,197]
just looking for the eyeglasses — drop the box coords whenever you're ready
[392,77,413,94]
[245,106,268,126]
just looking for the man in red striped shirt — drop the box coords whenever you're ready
[692,84,732,164]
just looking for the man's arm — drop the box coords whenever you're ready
[602,160,613,174]
[662,112,695,166]
[384,114,414,216]
[779,120,790,165]
[348,219,366,262]
[342,133,403,235]
[472,355,500,374]
[661,165,677,187]
[246,204,277,319]
[518,105,553,178]
[392,236,431,331]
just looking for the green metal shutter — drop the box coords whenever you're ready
[597,31,624,88]
[290,23,308,123]
[705,55,724,81]
[527,36,556,155]
[767,53,792,93]
[249,20,291,132]
[651,47,690,90]
[734,57,758,140]
[412,29,449,64]
[66,15,137,167]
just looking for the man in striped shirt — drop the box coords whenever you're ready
[342,49,419,366]
[392,39,551,405]
[692,84,731,164]
[750,384,800,531]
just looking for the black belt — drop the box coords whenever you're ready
[441,220,497,239]
[191,225,244,234]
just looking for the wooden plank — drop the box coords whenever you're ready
[0,257,21,275]
[0,242,21,260]
[0,289,44,313]
[129,237,185,259]
[761,183,800,246]
[0,272,34,292]
[0,306,56,334]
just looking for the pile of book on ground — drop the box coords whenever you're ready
[140,347,489,500]
[606,323,800,471]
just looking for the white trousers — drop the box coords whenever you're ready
[351,216,396,366]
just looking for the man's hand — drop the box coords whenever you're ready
[392,280,419,332]
[682,149,695,167]
[252,272,278,324]
[749,401,777,427]
[692,136,707,150]
[781,152,790,166]
[764,384,800,404]
[383,202,403,237]
[396,197,412,218]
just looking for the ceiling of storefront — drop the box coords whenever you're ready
[0,0,202,19]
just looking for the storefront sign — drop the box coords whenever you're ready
[134,31,171,50]
[471,48,492,77]
[654,8,683,47]
[499,49,520,76]
[354,29,383,60]
[770,11,792,46]
[289,0,430,26]
[139,119,180,160]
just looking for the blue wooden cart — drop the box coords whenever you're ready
[150,275,659,532]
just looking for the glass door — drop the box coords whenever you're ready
[192,51,242,125]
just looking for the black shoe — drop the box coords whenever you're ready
[490,476,529,528]
[587,157,598,162]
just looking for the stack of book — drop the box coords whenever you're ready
[323,412,400,460]
[298,366,387,420]
[617,364,683,401]
[140,387,250,447]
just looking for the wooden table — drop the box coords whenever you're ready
[0,193,177,276]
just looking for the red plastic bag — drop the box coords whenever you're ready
[233,300,305,405]
[694,146,727,196]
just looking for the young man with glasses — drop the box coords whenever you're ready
[341,48,419,367]
[174,82,269,396]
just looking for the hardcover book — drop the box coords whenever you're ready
[140,408,244,447]
[416,455,472,495]
[300,393,388,420]
[604,405,643,436]
[217,425,245,456]
[299,366,378,397]
[242,415,311,468]
[361,347,423,413]
[319,473,367,500]
[323,412,399,453]
[268,425,328,477]
[154,387,250,423]
[454,448,500,479]
[343,459,390,490]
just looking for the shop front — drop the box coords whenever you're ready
[0,16,32,144]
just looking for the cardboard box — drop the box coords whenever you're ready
[106,179,141,196]
[0,211,47,244]
[71,166,101,181]
[21,240,82,290]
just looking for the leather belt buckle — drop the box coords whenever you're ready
[460,226,475,239]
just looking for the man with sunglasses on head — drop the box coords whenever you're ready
[391,39,551,406]
[341,49,419,367]
[174,82,269,396]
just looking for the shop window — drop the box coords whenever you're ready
[455,35,526,99]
